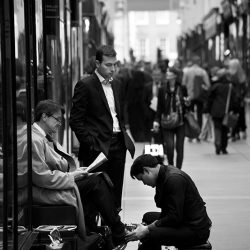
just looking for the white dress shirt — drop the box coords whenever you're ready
[95,69,121,132]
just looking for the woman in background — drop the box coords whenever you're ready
[205,68,238,154]
[153,67,190,169]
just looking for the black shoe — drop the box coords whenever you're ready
[124,223,137,232]
[112,243,127,250]
[215,145,221,155]
[215,149,220,155]
[221,149,228,154]
[113,228,129,247]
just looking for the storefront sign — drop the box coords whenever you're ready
[221,0,233,21]
[82,0,102,25]
[203,8,218,40]
[238,0,249,14]
[45,0,64,35]
[45,0,64,21]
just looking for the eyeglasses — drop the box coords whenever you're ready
[50,115,62,124]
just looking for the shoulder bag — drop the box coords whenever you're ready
[184,111,201,138]
[160,87,182,130]
[222,83,239,128]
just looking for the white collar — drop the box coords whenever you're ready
[95,69,113,84]
[33,122,46,137]
[95,69,105,83]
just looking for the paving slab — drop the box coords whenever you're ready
[122,129,250,250]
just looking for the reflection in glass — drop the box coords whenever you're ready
[0,15,3,247]
[36,0,45,102]
[14,0,28,234]
[229,23,237,56]
[238,17,243,62]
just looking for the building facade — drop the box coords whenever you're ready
[177,0,250,93]
[0,0,114,248]
[127,10,181,64]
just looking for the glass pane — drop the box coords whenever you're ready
[36,0,45,103]
[14,0,28,232]
[0,15,3,248]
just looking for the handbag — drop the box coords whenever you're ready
[222,84,239,128]
[222,112,239,128]
[161,112,181,129]
[184,112,201,138]
[160,87,182,130]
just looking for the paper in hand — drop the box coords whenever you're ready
[150,96,158,112]
[85,152,108,173]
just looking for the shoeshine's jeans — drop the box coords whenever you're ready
[138,212,209,250]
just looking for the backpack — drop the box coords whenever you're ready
[193,75,207,101]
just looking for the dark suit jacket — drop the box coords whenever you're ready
[70,73,135,161]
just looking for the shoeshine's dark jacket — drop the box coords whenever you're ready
[154,165,212,238]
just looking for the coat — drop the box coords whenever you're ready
[70,73,135,162]
[17,125,86,239]
[155,165,211,238]
[205,79,238,118]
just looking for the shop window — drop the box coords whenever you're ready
[14,0,30,237]
[0,18,3,248]
[215,35,220,61]
[135,11,149,25]
[155,11,169,25]
[137,38,149,61]
[158,37,169,58]
[36,0,45,103]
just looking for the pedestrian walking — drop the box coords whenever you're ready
[153,67,190,169]
[204,68,238,154]
[182,55,210,142]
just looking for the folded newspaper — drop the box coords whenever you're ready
[84,152,108,172]
[48,227,64,249]
[35,225,77,232]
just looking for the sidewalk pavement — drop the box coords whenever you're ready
[122,128,250,250]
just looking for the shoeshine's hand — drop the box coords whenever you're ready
[125,224,149,242]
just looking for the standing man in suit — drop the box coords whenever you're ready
[70,45,135,208]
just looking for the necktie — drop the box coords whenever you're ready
[102,77,113,85]
[102,79,110,85]
[46,134,75,171]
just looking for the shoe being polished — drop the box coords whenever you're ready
[113,228,130,246]
[112,243,127,250]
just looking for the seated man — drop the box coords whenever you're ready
[125,154,212,250]
[17,99,127,249]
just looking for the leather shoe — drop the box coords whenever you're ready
[221,149,228,154]
[112,243,127,250]
[113,228,129,246]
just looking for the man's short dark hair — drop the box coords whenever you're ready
[192,55,201,65]
[96,45,117,63]
[34,99,65,122]
[130,154,158,179]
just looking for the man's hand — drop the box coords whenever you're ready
[183,96,191,106]
[125,224,149,242]
[72,169,88,181]
[153,121,160,132]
